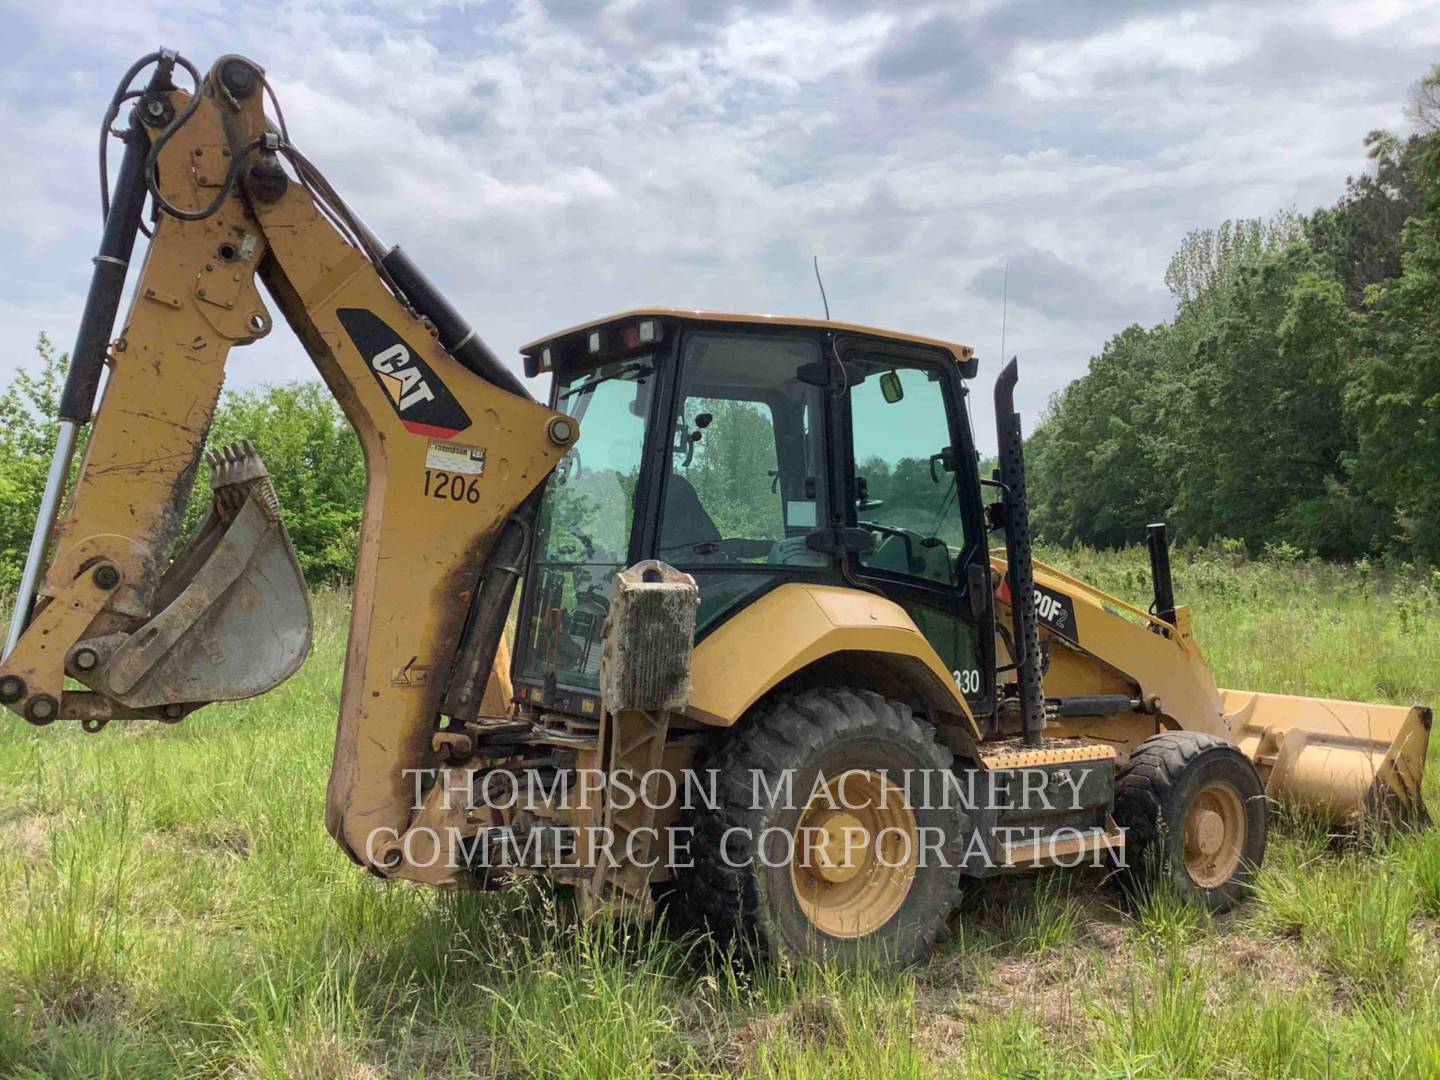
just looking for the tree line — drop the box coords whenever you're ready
[1028,66,1440,565]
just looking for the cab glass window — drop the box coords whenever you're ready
[849,360,964,586]
[516,357,653,688]
[659,332,827,569]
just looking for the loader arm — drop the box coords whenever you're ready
[992,553,1432,825]
[0,52,574,880]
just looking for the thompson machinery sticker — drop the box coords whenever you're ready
[337,308,472,439]
[426,440,486,475]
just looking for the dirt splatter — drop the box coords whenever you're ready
[719,993,850,1073]
[0,813,57,862]
[234,1030,384,1080]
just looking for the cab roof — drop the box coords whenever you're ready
[520,308,977,375]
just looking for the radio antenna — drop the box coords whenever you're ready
[1000,260,1009,362]
[813,255,831,320]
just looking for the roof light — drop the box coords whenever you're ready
[638,318,658,343]
[588,331,602,354]
[540,346,553,371]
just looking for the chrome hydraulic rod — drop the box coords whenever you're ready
[3,420,79,659]
[3,67,161,657]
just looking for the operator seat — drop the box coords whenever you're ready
[662,472,722,554]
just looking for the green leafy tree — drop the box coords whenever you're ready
[1171,245,1363,553]
[1310,131,1427,307]
[1348,88,1440,562]
[1028,323,1181,548]
[1164,213,1304,312]
[681,397,782,539]
[184,382,365,583]
[1028,69,1440,566]
[0,335,70,591]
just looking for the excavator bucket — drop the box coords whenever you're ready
[73,442,313,710]
[1228,690,1432,826]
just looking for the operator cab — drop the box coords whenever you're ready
[510,310,994,722]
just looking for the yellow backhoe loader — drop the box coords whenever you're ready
[2,51,1430,966]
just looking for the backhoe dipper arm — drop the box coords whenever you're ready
[0,53,574,879]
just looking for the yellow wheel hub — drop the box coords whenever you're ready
[1182,781,1246,888]
[790,769,919,938]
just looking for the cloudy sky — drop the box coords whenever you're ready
[1,0,1436,447]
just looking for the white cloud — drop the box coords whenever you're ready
[1310,0,1440,38]
[0,0,1430,453]
[1012,9,1262,102]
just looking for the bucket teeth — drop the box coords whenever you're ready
[206,440,280,521]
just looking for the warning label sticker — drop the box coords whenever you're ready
[425,440,487,475]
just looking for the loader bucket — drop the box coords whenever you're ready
[1227,689,1432,826]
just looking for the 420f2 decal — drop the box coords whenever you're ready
[337,309,472,439]
[999,576,1080,642]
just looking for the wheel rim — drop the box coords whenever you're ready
[790,768,918,938]
[1181,780,1246,888]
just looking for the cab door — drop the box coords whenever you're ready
[840,343,994,718]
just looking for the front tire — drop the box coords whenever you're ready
[1113,731,1268,911]
[679,687,963,967]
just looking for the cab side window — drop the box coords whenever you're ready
[850,363,964,587]
[659,332,827,567]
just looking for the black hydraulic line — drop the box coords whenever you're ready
[99,50,168,223]
[59,103,158,424]
[442,489,542,723]
[1050,695,1143,718]
[994,358,1045,748]
[380,246,531,401]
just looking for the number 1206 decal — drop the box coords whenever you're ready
[423,469,482,503]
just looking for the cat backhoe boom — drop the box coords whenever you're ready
[0,51,573,877]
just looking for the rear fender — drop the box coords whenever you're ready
[686,583,981,741]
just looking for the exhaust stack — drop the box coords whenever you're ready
[994,358,1045,748]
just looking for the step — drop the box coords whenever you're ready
[999,820,1126,869]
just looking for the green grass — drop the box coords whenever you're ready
[0,545,1436,1076]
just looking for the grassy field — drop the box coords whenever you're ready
[0,545,1438,1077]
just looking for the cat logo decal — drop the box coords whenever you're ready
[337,308,471,438]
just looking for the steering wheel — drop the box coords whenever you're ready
[859,521,921,574]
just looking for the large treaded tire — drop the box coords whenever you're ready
[1113,730,1268,911]
[677,686,964,967]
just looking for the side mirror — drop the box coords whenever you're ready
[985,500,1006,532]
[879,370,904,403]
[928,447,957,483]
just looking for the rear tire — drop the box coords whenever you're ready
[678,687,963,967]
[1113,730,1268,911]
